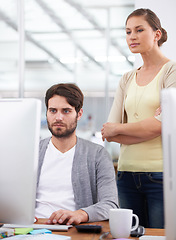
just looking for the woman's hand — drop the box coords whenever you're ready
[101,122,120,141]
[101,117,161,143]
[155,106,161,117]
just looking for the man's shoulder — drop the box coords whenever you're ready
[39,137,51,148]
[76,137,106,153]
[75,138,112,166]
[77,137,103,147]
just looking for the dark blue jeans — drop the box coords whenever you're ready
[117,171,164,228]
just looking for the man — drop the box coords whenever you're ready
[35,83,118,225]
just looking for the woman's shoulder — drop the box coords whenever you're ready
[164,60,176,72]
[120,68,137,87]
[161,60,176,88]
[123,68,137,79]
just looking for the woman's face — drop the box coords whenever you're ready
[126,16,157,54]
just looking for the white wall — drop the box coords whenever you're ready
[134,0,176,67]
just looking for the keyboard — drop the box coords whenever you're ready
[3,224,72,231]
[6,234,71,239]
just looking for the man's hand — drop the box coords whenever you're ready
[46,209,89,225]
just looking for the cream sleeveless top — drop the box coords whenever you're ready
[118,67,164,172]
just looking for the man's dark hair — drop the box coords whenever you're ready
[45,83,84,113]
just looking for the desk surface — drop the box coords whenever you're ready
[38,219,165,240]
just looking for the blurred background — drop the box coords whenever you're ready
[1,0,174,160]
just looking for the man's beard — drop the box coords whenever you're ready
[47,118,77,138]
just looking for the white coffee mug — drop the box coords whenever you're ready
[109,208,139,238]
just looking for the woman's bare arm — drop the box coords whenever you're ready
[101,117,161,143]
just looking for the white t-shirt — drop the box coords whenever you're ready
[35,140,76,218]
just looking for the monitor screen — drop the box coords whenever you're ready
[0,98,41,224]
[162,88,176,240]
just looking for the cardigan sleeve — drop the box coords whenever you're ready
[155,61,176,121]
[81,146,119,222]
[108,77,124,123]
[108,69,136,123]
[72,138,118,222]
[162,61,176,88]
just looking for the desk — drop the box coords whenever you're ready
[38,219,165,240]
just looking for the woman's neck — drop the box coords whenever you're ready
[140,48,169,70]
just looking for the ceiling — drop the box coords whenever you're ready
[0,0,135,98]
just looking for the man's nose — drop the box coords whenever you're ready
[55,112,63,121]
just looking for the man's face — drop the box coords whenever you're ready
[47,95,82,138]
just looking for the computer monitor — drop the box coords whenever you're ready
[162,88,176,240]
[0,98,41,224]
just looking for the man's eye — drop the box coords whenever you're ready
[50,109,56,113]
[137,29,143,32]
[126,31,131,35]
[64,110,69,113]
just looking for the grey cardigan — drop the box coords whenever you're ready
[37,137,118,222]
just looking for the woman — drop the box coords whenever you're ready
[101,8,176,228]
